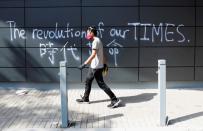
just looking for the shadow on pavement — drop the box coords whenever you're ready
[119,93,157,107]
[70,113,124,127]
[169,111,203,125]
[90,93,157,107]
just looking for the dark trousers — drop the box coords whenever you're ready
[83,68,117,101]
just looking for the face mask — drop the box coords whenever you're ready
[86,33,93,40]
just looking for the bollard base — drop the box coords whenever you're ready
[60,121,75,128]
[158,116,169,127]
[166,116,169,126]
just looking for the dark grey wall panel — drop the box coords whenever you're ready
[27,48,60,67]
[82,48,138,67]
[195,47,203,66]
[0,28,25,47]
[196,27,203,46]
[0,48,25,67]
[104,48,138,67]
[104,68,138,82]
[139,68,157,81]
[140,7,195,26]
[167,67,194,81]
[82,0,138,6]
[25,0,80,7]
[26,48,81,67]
[140,27,195,47]
[26,28,81,48]
[82,68,138,82]
[82,7,138,27]
[139,67,194,81]
[197,0,203,6]
[0,0,201,82]
[27,68,59,82]
[66,68,81,82]
[140,47,194,67]
[0,0,24,7]
[0,68,25,82]
[81,48,91,67]
[25,7,81,27]
[27,68,80,82]
[0,8,24,27]
[141,0,195,6]
[197,7,203,26]
[195,67,203,81]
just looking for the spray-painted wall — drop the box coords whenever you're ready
[0,0,202,82]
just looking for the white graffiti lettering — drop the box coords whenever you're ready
[60,41,80,63]
[152,23,163,43]
[6,20,190,67]
[107,39,123,67]
[40,42,58,65]
[7,21,26,41]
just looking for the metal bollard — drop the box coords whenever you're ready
[59,61,69,128]
[158,59,168,126]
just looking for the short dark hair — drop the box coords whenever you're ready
[87,26,97,36]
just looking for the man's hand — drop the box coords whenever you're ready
[78,63,86,70]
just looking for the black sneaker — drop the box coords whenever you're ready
[107,98,121,108]
[76,95,90,104]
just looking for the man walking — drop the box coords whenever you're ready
[77,26,121,108]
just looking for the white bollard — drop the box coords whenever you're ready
[158,59,168,126]
[60,61,69,128]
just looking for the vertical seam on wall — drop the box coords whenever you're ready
[80,0,83,82]
[24,0,27,82]
[138,0,141,81]
[194,0,197,80]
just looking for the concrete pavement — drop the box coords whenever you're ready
[0,83,203,130]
